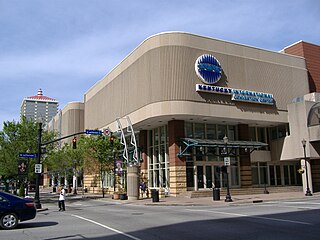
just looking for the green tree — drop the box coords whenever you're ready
[82,135,117,197]
[0,118,56,193]
[45,136,86,192]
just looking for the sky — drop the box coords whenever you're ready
[0,0,319,130]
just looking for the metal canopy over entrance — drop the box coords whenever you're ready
[177,138,268,157]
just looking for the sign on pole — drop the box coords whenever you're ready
[18,160,28,175]
[35,164,42,174]
[19,153,37,158]
[103,128,112,136]
[85,129,102,135]
[224,157,230,166]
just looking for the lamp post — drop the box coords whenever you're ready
[301,139,312,196]
[223,136,233,202]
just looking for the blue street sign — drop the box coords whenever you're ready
[19,153,37,158]
[85,129,102,135]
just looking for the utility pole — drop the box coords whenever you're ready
[34,122,42,209]
[33,128,100,208]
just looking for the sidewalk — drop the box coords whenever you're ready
[39,189,320,207]
[116,191,320,206]
[45,189,320,206]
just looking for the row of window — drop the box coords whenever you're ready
[102,122,291,190]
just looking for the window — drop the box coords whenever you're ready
[185,122,193,138]
[194,123,205,139]
[252,162,268,185]
[148,126,169,189]
[270,125,289,140]
[206,124,216,139]
[217,125,227,140]
[184,122,240,188]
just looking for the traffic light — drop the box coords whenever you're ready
[72,137,77,149]
[110,135,114,147]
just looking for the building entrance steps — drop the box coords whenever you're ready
[189,186,303,198]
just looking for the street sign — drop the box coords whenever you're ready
[19,153,37,158]
[85,129,102,135]
[224,157,230,166]
[103,127,112,136]
[35,164,42,173]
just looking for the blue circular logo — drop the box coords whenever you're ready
[195,54,222,84]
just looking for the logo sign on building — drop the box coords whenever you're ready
[195,54,274,105]
[196,84,274,105]
[195,54,222,84]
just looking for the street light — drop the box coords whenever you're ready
[223,135,233,202]
[301,139,312,196]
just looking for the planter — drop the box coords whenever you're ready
[120,193,127,200]
[113,193,120,200]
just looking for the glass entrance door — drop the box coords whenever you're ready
[198,166,212,189]
[214,166,222,188]
[197,166,204,188]
[205,166,213,188]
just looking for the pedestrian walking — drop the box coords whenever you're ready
[58,186,66,211]
[140,181,147,198]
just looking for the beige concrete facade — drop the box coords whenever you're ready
[81,32,316,195]
[48,32,320,195]
[47,102,84,143]
[85,32,308,131]
[45,102,84,187]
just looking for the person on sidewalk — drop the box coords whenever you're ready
[140,181,147,198]
[58,186,66,211]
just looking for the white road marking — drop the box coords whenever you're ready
[72,214,142,240]
[281,201,320,205]
[258,201,320,210]
[185,209,312,225]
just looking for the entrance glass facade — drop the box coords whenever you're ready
[148,126,170,191]
[145,121,302,193]
[185,122,240,190]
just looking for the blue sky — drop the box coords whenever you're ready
[0,0,319,130]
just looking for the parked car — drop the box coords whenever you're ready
[0,191,36,230]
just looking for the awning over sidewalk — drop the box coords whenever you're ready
[177,138,268,157]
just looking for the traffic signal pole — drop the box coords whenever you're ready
[34,122,42,209]
[35,125,86,209]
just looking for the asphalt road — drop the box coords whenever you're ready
[1,198,320,240]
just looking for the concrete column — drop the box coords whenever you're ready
[301,159,313,193]
[127,165,140,200]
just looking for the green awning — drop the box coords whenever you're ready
[177,138,268,157]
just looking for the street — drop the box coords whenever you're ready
[1,197,320,240]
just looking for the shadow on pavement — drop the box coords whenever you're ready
[17,221,58,229]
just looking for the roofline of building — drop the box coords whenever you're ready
[281,40,320,51]
[85,31,307,96]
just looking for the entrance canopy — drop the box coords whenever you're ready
[177,138,268,157]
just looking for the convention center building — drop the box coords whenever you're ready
[49,32,320,196]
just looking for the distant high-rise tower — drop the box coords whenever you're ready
[20,89,59,125]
